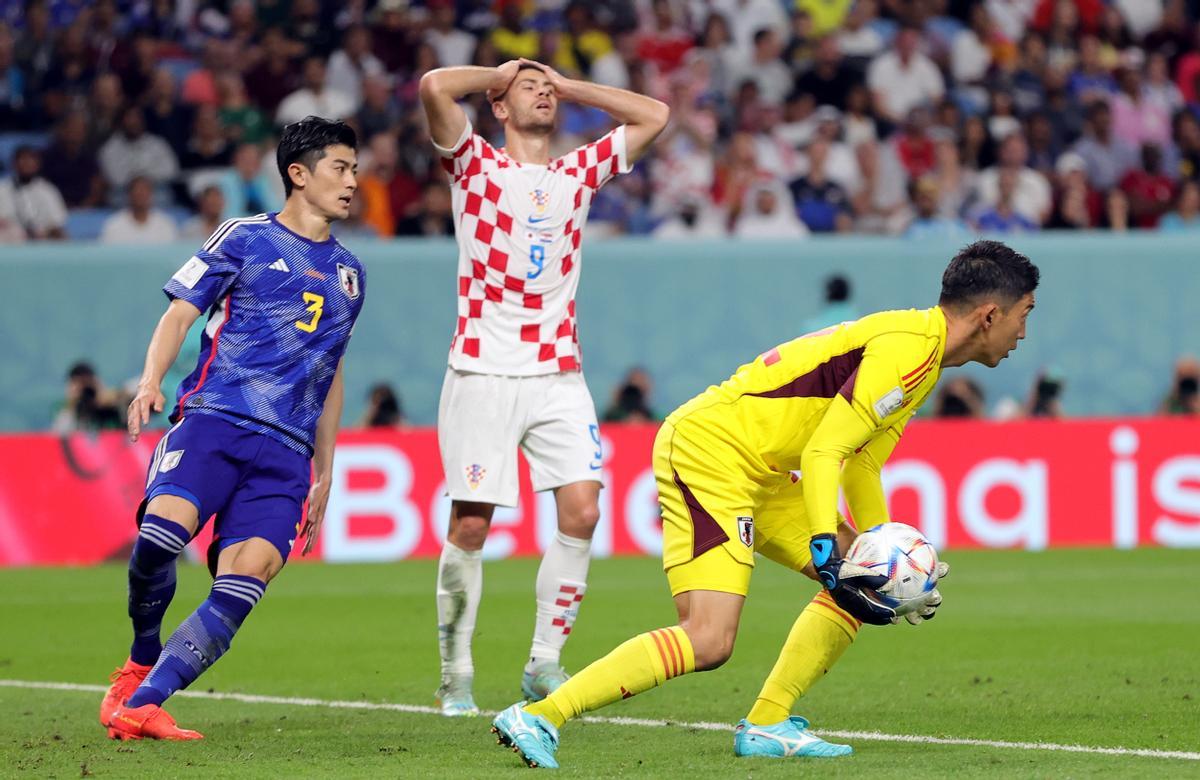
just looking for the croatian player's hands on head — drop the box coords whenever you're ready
[301,476,331,556]
[127,383,165,442]
[809,532,898,626]
[516,58,571,96]
[902,561,950,625]
[485,59,523,103]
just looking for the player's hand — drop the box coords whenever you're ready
[301,476,332,556]
[127,383,165,442]
[904,561,950,625]
[810,532,897,626]
[486,59,522,102]
[517,58,572,98]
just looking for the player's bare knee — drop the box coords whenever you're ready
[143,495,200,534]
[558,501,600,539]
[448,513,491,550]
[218,540,284,582]
[681,622,736,671]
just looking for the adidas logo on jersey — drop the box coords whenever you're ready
[269,259,290,272]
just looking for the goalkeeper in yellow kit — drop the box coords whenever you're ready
[491,240,1040,767]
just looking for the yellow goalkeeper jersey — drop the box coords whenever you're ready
[665,306,948,537]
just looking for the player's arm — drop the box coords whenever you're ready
[801,339,918,625]
[301,358,344,556]
[842,420,907,526]
[127,298,201,441]
[418,61,522,149]
[520,58,669,162]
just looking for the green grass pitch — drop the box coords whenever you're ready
[2,549,1198,778]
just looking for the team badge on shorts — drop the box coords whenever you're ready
[160,450,184,472]
[465,463,487,490]
[736,516,754,547]
[337,263,361,299]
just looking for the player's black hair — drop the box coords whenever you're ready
[276,116,358,197]
[939,240,1039,310]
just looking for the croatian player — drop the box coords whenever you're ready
[492,241,1039,767]
[418,59,668,715]
[99,116,364,740]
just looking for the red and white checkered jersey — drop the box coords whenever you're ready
[435,121,631,375]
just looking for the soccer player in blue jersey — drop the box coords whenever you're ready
[99,116,364,741]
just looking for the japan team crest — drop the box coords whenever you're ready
[465,463,487,489]
[337,263,361,299]
[736,516,754,548]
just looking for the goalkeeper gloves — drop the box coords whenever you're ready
[902,561,950,625]
[809,533,897,626]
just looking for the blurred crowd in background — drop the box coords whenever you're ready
[6,0,1200,242]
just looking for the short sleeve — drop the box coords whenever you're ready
[559,125,631,190]
[435,120,501,188]
[163,224,246,312]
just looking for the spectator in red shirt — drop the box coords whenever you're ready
[1119,143,1175,229]
[1032,0,1103,35]
[893,106,937,180]
[636,0,693,75]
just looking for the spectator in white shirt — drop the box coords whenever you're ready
[325,25,385,114]
[0,146,67,239]
[711,0,790,59]
[100,176,180,245]
[425,0,476,68]
[973,131,1052,225]
[866,23,945,129]
[276,57,356,128]
[728,28,793,106]
[837,0,885,60]
[734,179,810,239]
[98,106,180,196]
[952,4,995,86]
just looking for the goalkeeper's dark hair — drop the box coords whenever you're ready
[276,116,358,196]
[939,240,1039,311]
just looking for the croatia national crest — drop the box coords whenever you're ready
[337,263,361,299]
[465,463,487,489]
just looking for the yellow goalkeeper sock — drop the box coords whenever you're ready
[524,626,695,728]
[746,591,859,725]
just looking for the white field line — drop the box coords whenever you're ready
[2,678,1198,762]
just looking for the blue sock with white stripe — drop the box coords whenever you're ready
[127,515,191,666]
[126,574,266,709]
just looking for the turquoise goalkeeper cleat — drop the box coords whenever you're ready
[491,702,560,769]
[734,716,854,758]
[521,662,569,702]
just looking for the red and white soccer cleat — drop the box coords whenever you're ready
[107,703,204,741]
[99,658,152,727]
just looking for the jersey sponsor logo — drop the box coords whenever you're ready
[269,258,291,272]
[172,257,209,289]
[465,463,487,489]
[159,450,184,473]
[736,516,754,547]
[337,263,361,299]
[873,387,905,418]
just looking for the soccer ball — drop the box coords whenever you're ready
[845,522,940,616]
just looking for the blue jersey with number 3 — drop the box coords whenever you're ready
[163,212,366,456]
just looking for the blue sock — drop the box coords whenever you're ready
[127,515,190,666]
[126,575,266,709]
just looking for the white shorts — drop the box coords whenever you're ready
[437,368,604,507]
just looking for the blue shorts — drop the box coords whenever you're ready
[141,413,311,569]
